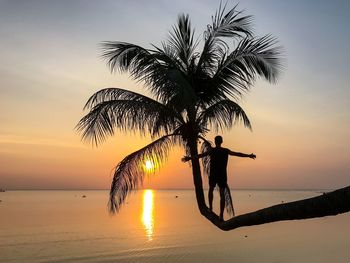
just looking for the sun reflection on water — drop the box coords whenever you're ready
[142,189,154,241]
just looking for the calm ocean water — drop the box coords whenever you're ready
[0,190,349,263]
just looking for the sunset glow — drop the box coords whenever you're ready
[1,2,350,262]
[0,1,349,191]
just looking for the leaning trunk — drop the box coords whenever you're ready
[187,136,207,214]
[192,184,350,231]
[220,186,350,231]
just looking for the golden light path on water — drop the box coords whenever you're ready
[141,189,154,241]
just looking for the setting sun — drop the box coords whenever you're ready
[144,160,155,172]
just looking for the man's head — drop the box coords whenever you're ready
[214,135,223,146]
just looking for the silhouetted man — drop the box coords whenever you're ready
[182,136,256,220]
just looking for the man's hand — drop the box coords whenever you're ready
[181,156,191,162]
[250,154,256,159]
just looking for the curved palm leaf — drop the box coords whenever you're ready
[199,99,251,132]
[102,41,177,100]
[82,87,188,120]
[199,137,212,176]
[197,3,253,76]
[168,14,198,70]
[197,35,283,107]
[223,186,235,216]
[102,42,197,107]
[109,134,180,213]
[215,35,284,87]
[209,3,253,39]
[77,92,183,145]
[101,41,153,75]
[84,87,158,109]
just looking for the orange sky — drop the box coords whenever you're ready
[1,1,349,190]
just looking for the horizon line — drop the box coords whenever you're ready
[0,187,334,191]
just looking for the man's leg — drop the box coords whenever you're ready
[219,187,225,220]
[208,185,214,211]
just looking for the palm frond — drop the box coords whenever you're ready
[101,41,153,75]
[198,35,283,106]
[199,99,251,132]
[101,42,179,102]
[197,3,253,76]
[102,41,197,107]
[77,91,183,145]
[209,2,253,39]
[109,134,180,213]
[216,35,284,85]
[199,137,213,176]
[168,14,198,70]
[83,87,157,110]
[224,185,235,217]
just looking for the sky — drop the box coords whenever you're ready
[0,0,349,190]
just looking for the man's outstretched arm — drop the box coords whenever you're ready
[228,150,256,159]
[182,151,210,162]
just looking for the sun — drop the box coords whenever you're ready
[144,160,155,172]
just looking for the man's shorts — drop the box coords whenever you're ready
[209,173,227,188]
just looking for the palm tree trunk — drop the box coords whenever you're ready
[187,137,207,214]
[200,186,350,231]
[220,186,350,231]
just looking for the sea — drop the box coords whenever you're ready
[0,189,349,263]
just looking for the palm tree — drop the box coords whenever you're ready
[77,4,350,230]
